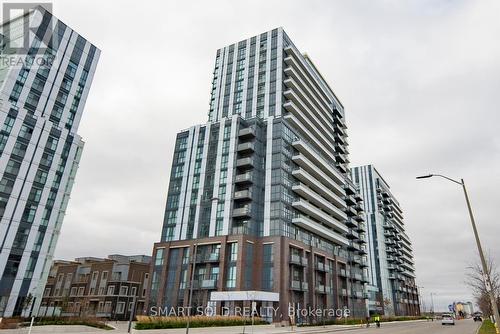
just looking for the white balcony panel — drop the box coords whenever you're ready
[292,183,346,221]
[292,199,348,234]
[284,61,334,125]
[283,90,335,146]
[292,161,344,198]
[293,215,348,246]
[284,77,335,136]
[292,140,344,184]
[284,45,340,114]
[292,167,345,205]
[284,113,335,158]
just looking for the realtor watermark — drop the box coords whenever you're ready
[1,2,56,68]
[149,306,351,318]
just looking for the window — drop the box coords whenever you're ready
[155,249,164,266]
[228,242,238,262]
[131,287,137,296]
[107,285,115,296]
[77,287,84,296]
[70,287,77,296]
[226,266,236,288]
[101,271,108,280]
[116,302,126,314]
[43,288,51,297]
[119,286,128,296]
[98,301,104,313]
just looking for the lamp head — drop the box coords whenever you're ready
[416,174,433,179]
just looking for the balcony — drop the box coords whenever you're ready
[291,163,344,197]
[236,157,254,169]
[336,162,348,174]
[346,229,359,240]
[232,206,251,218]
[200,279,218,289]
[343,194,356,206]
[362,274,369,283]
[283,100,336,155]
[340,288,349,297]
[235,172,253,185]
[292,140,344,184]
[291,280,301,290]
[315,262,328,272]
[353,273,362,281]
[292,167,345,202]
[356,222,366,232]
[282,73,335,138]
[339,269,348,277]
[316,285,326,294]
[347,241,360,251]
[239,127,255,139]
[237,142,255,154]
[358,245,367,255]
[234,189,252,201]
[302,282,309,291]
[292,183,346,221]
[292,199,348,234]
[354,213,365,222]
[344,218,357,228]
[334,152,348,164]
[293,214,348,246]
[354,291,363,299]
[290,254,308,266]
[197,252,220,262]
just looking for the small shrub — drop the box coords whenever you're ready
[135,315,267,330]
[19,317,113,330]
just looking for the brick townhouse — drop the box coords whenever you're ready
[40,254,151,320]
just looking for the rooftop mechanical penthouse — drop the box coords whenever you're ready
[146,27,369,322]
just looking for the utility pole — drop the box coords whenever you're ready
[417,174,500,333]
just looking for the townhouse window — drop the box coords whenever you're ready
[107,286,115,296]
[119,286,128,296]
[116,302,125,314]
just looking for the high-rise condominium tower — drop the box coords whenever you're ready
[0,6,99,316]
[351,165,420,316]
[148,28,368,322]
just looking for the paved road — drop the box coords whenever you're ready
[343,319,480,334]
[0,319,481,334]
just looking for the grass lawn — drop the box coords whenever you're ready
[478,320,497,334]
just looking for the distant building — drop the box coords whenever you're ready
[40,255,150,320]
[351,165,420,316]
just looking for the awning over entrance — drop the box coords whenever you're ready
[210,290,279,302]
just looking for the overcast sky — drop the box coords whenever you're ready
[47,0,500,312]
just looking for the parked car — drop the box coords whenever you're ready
[441,313,455,325]
[473,312,483,322]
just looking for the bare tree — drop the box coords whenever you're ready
[465,254,500,316]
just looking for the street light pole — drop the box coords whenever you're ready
[417,174,500,333]
[430,292,435,314]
